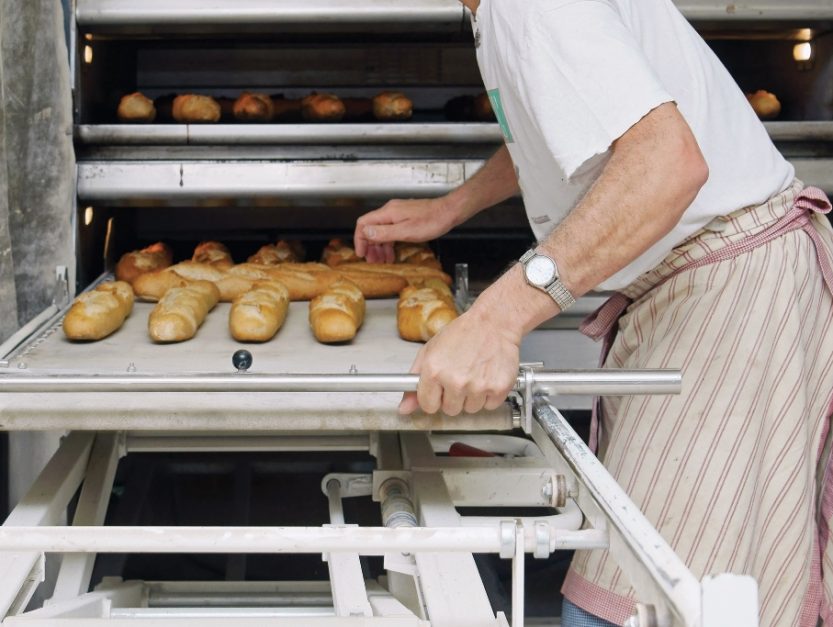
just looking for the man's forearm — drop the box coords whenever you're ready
[470,103,709,338]
[446,145,520,225]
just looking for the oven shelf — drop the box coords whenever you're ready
[76,0,833,35]
[75,123,504,146]
[77,159,484,202]
[75,121,833,146]
[76,0,468,35]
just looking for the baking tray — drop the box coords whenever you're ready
[0,298,514,432]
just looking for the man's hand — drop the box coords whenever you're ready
[398,307,521,416]
[354,197,458,263]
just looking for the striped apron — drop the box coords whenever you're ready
[561,180,833,627]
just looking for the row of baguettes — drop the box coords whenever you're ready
[63,276,456,345]
[117,91,413,124]
[115,239,442,285]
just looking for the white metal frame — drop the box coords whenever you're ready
[0,409,758,627]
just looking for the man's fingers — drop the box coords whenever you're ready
[365,243,392,264]
[398,392,419,415]
[361,223,402,246]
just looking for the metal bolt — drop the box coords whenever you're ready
[126,362,136,373]
[541,481,553,499]
[349,364,358,374]
[16,361,26,369]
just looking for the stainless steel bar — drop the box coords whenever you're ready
[0,526,508,555]
[0,369,681,395]
[76,124,505,146]
[532,401,702,626]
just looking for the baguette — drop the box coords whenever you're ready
[148,281,219,343]
[321,238,361,267]
[172,94,221,123]
[229,280,290,342]
[115,242,173,285]
[63,281,135,341]
[373,91,413,121]
[301,93,346,122]
[746,90,781,119]
[117,92,156,123]
[309,279,365,343]
[192,241,234,269]
[338,261,452,286]
[397,283,458,342]
[168,261,253,301]
[248,240,303,265]
[394,242,442,270]
[233,92,274,122]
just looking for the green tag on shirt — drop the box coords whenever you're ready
[487,88,514,143]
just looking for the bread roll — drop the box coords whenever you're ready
[248,240,302,265]
[302,93,346,122]
[233,92,274,122]
[169,261,253,301]
[746,90,781,119]
[133,269,198,302]
[148,281,219,343]
[172,94,221,123]
[229,280,290,342]
[397,284,458,342]
[271,96,303,122]
[192,241,233,269]
[309,279,365,343]
[117,92,156,123]
[115,242,173,285]
[321,238,361,267]
[395,242,442,270]
[63,281,135,341]
[473,92,495,121]
[373,91,413,121]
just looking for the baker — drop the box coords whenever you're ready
[353,0,833,625]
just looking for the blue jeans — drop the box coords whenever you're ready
[561,599,619,627]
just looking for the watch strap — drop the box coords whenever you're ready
[520,248,576,312]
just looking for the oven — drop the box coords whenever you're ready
[0,1,830,624]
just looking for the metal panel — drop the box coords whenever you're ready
[77,161,479,201]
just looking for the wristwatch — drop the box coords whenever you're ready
[520,249,576,311]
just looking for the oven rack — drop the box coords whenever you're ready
[75,0,833,34]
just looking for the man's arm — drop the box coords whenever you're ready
[400,102,709,415]
[354,145,519,262]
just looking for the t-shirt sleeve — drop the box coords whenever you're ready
[518,1,674,180]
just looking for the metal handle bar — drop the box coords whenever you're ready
[0,369,681,395]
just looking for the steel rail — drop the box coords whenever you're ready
[0,368,681,395]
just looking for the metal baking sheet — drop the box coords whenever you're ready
[0,299,514,432]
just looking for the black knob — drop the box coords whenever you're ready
[232,350,253,372]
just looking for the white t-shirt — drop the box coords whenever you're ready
[473,0,794,290]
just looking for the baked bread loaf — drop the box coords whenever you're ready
[338,261,452,286]
[248,240,303,265]
[117,92,156,123]
[321,238,362,267]
[172,94,222,123]
[115,242,174,285]
[233,92,274,122]
[271,96,303,122]
[302,93,346,122]
[473,92,495,121]
[229,280,290,342]
[192,241,234,269]
[148,281,219,343]
[373,91,413,121]
[309,279,365,343]
[397,283,458,342]
[746,90,781,119]
[63,281,134,341]
[395,242,442,270]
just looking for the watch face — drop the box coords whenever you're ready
[526,255,556,287]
